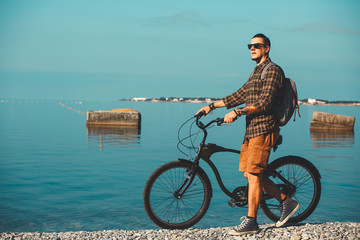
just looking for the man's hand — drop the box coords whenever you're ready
[196,105,211,116]
[224,110,238,123]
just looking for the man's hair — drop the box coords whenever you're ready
[252,33,271,47]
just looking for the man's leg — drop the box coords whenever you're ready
[229,134,270,236]
[262,175,300,227]
[228,171,261,236]
[229,131,278,236]
[246,172,263,218]
[228,137,261,236]
[261,176,286,202]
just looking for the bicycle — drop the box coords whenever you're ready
[143,112,321,229]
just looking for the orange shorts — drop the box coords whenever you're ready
[239,129,280,174]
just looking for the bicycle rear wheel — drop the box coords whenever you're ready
[143,160,212,229]
[261,156,321,223]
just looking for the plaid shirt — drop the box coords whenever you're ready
[222,58,284,139]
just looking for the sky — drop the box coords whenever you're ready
[0,0,359,101]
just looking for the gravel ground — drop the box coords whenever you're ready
[1,222,359,240]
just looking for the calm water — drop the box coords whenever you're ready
[0,100,359,232]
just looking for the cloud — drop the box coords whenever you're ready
[290,21,360,35]
[143,11,210,29]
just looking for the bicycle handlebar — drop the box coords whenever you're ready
[195,111,225,129]
[193,112,227,145]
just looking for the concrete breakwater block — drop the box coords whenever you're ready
[86,108,141,126]
[310,111,355,130]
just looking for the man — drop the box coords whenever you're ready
[196,33,299,236]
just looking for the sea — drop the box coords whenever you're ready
[0,100,359,232]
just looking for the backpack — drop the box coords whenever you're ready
[261,62,300,126]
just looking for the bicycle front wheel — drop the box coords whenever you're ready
[143,160,212,229]
[261,156,321,223]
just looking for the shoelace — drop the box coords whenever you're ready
[280,201,288,219]
[236,216,251,230]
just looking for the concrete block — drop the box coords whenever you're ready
[86,108,141,126]
[310,111,355,130]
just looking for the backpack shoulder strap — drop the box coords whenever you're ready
[260,62,276,80]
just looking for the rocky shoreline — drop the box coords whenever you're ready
[1,222,359,240]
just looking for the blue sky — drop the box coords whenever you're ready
[0,0,359,101]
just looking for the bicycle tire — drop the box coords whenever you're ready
[143,160,212,229]
[261,156,321,223]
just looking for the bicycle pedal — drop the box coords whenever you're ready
[228,200,236,208]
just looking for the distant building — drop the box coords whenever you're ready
[132,97,147,101]
[306,98,326,105]
[308,98,317,105]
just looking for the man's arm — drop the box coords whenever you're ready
[196,100,240,123]
[222,84,246,109]
[196,82,247,121]
[196,100,226,116]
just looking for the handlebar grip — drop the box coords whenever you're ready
[195,111,206,129]
[195,111,206,118]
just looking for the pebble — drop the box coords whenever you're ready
[1,222,359,240]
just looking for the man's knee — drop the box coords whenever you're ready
[246,172,262,183]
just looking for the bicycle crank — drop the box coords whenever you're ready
[228,186,248,207]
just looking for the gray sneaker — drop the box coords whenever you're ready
[276,197,300,227]
[228,216,259,236]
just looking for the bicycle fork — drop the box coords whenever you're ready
[174,159,202,199]
[174,144,206,199]
[173,168,196,199]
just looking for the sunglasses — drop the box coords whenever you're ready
[247,43,267,49]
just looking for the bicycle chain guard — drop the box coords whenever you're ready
[228,186,248,208]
